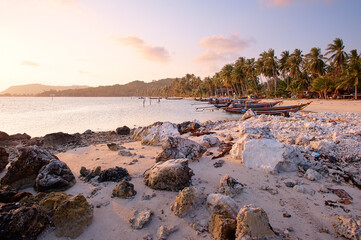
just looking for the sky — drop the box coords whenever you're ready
[1,0,361,92]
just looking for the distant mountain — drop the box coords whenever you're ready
[0,84,89,96]
[36,78,175,97]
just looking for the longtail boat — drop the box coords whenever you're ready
[223,102,311,115]
[231,100,282,108]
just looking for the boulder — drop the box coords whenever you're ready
[201,135,221,148]
[116,126,130,135]
[156,137,206,162]
[80,166,101,182]
[39,192,71,212]
[333,216,361,240]
[35,159,76,192]
[209,214,237,240]
[52,194,93,238]
[0,185,18,203]
[218,174,244,197]
[304,168,322,181]
[9,133,31,141]
[143,159,193,191]
[43,132,80,147]
[0,203,50,240]
[240,109,256,121]
[157,225,178,240]
[177,120,202,134]
[112,180,137,198]
[236,204,278,240]
[171,186,205,217]
[132,122,180,146]
[107,143,121,151]
[231,126,305,173]
[98,166,131,182]
[0,147,9,172]
[0,146,57,189]
[129,208,153,229]
[0,131,10,141]
[206,193,239,219]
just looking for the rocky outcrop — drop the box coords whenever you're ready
[132,122,180,146]
[201,135,220,148]
[206,193,239,219]
[171,186,205,217]
[43,132,80,147]
[52,194,93,238]
[0,147,9,172]
[218,174,244,197]
[0,146,57,189]
[35,159,76,192]
[98,166,131,182]
[143,159,193,191]
[116,126,130,135]
[112,180,137,198]
[333,216,361,240]
[209,213,237,240]
[231,126,305,173]
[156,137,206,162]
[0,203,50,240]
[129,208,153,229]
[9,133,31,141]
[236,204,278,240]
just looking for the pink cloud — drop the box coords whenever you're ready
[21,61,39,67]
[195,34,254,70]
[115,35,170,63]
[259,0,335,7]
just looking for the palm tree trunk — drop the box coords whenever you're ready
[355,83,358,100]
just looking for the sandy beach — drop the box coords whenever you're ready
[1,99,360,240]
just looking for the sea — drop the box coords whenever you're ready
[0,97,241,137]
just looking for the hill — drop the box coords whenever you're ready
[36,78,175,97]
[0,84,89,96]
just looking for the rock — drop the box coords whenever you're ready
[206,193,239,219]
[201,135,221,148]
[157,225,178,240]
[80,166,90,177]
[0,147,9,172]
[209,214,237,240]
[52,194,93,238]
[156,137,206,162]
[177,120,202,134]
[0,203,50,240]
[258,114,269,122]
[132,122,180,146]
[171,186,205,217]
[225,134,234,141]
[107,143,121,151]
[43,132,80,147]
[304,169,322,181]
[236,204,278,240]
[0,146,57,189]
[98,166,131,182]
[143,159,193,191]
[295,136,310,146]
[116,126,130,135]
[119,150,133,157]
[218,174,244,197]
[309,140,336,155]
[231,126,305,173]
[80,166,101,182]
[129,208,153,229]
[293,185,306,193]
[9,133,31,141]
[0,131,10,141]
[214,160,224,168]
[240,109,256,121]
[333,216,361,240]
[35,159,76,192]
[112,180,137,198]
[83,129,93,135]
[0,185,18,203]
[143,233,153,240]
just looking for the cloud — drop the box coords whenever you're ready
[21,61,39,67]
[52,0,77,7]
[115,36,170,63]
[195,34,254,69]
[259,0,335,7]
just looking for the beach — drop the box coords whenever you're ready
[0,99,360,240]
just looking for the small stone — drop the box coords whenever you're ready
[129,208,153,229]
[213,160,224,168]
[209,214,236,240]
[157,225,178,240]
[206,193,239,219]
[304,169,322,181]
[293,185,306,193]
[119,150,133,157]
[171,186,205,217]
[218,174,244,197]
[98,166,131,182]
[112,180,136,198]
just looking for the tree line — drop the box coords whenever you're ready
[158,38,360,100]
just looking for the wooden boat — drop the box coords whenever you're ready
[223,102,311,115]
[166,97,183,100]
[231,101,282,108]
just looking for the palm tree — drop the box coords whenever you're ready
[232,57,247,96]
[265,49,278,93]
[304,47,326,78]
[326,38,347,73]
[337,49,361,99]
[279,50,290,88]
[312,76,334,99]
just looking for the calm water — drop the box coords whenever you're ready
[0,97,241,137]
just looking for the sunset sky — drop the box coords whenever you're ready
[0,0,361,92]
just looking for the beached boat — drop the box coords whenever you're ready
[223,102,311,115]
[165,97,183,100]
[231,100,282,108]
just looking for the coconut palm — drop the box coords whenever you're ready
[220,64,234,96]
[304,47,326,78]
[337,49,361,99]
[326,38,347,73]
[232,57,247,96]
[279,50,290,88]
